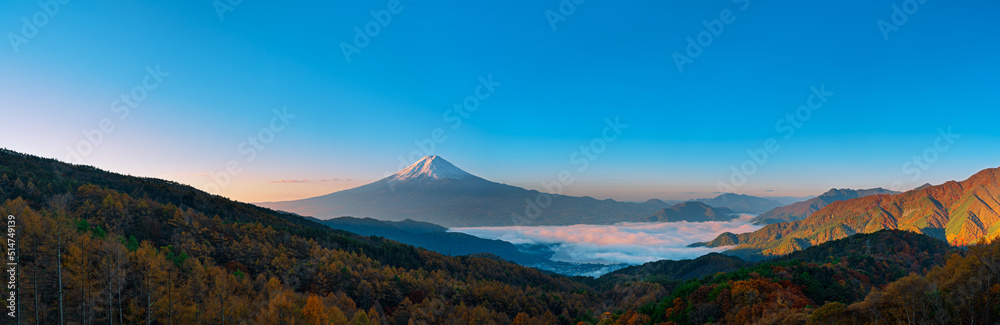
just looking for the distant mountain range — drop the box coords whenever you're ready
[761,195,817,206]
[640,202,737,222]
[260,156,755,227]
[699,167,1000,259]
[750,188,899,225]
[311,216,544,264]
[640,191,810,215]
[691,193,784,214]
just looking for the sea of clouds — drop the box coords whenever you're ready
[451,214,763,265]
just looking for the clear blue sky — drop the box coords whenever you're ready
[2,0,998,202]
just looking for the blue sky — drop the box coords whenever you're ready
[1,0,998,202]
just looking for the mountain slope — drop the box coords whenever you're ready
[693,193,783,214]
[701,166,1000,259]
[632,230,957,324]
[596,253,748,286]
[763,195,816,206]
[606,229,951,289]
[260,156,673,227]
[313,216,544,264]
[640,201,738,222]
[386,155,473,182]
[751,188,899,225]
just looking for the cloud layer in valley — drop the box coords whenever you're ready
[452,215,762,265]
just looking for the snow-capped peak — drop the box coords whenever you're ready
[389,156,473,182]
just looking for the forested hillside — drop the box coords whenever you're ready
[0,149,610,324]
[600,230,1000,324]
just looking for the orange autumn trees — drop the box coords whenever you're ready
[651,275,811,324]
[2,193,607,324]
[835,236,1000,324]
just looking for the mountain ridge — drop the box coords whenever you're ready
[260,156,682,227]
[692,193,783,214]
[387,155,473,183]
[701,166,1000,259]
[641,201,739,222]
[750,187,899,225]
[312,216,545,264]
[261,157,790,227]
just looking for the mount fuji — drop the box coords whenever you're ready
[258,156,686,227]
[386,155,472,183]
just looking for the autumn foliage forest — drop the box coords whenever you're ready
[1,148,999,324]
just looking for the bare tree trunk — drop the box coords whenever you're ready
[145,274,150,325]
[107,275,113,325]
[106,246,117,325]
[167,276,171,325]
[57,226,64,325]
[79,282,84,325]
[86,266,92,325]
[220,278,226,325]
[116,247,123,325]
[32,263,38,325]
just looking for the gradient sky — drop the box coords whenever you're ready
[2,0,998,203]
